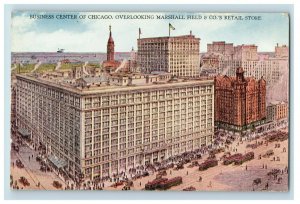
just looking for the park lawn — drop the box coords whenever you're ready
[36,63,56,73]
[87,63,101,68]
[12,64,35,74]
[60,63,83,70]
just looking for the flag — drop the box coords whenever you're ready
[169,23,175,30]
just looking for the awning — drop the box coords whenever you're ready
[48,155,67,169]
[18,128,30,137]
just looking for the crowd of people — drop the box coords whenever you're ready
[11,127,288,191]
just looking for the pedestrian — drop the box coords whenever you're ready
[186,171,188,175]
[245,165,248,171]
[29,156,30,161]
[12,162,14,168]
[140,181,141,186]
[262,164,264,169]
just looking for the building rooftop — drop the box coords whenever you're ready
[138,34,200,41]
[16,73,213,96]
[268,101,288,106]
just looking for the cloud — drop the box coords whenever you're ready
[11,12,37,33]
[11,12,289,52]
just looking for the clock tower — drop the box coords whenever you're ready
[107,25,115,62]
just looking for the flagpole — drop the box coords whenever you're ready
[139,27,142,39]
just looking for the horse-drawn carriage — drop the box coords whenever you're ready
[36,155,42,162]
[122,185,131,190]
[208,153,216,160]
[19,176,30,186]
[40,165,50,172]
[183,186,196,191]
[53,180,62,189]
[262,150,274,158]
[252,178,262,187]
[39,160,51,172]
[111,181,124,188]
[156,170,167,178]
[187,161,199,168]
[167,163,174,169]
[157,166,167,171]
[195,153,202,159]
[132,174,142,180]
[122,180,133,190]
[142,171,149,177]
[16,159,24,168]
[11,143,19,152]
[173,162,184,170]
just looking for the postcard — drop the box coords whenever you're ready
[10,11,289,191]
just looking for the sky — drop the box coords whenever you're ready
[11,12,289,53]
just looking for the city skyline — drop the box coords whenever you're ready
[10,11,289,192]
[11,12,289,52]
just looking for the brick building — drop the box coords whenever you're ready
[214,67,266,131]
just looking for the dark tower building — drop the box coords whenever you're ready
[102,25,120,71]
[107,25,115,62]
[214,67,266,131]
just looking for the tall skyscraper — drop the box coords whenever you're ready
[138,33,200,77]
